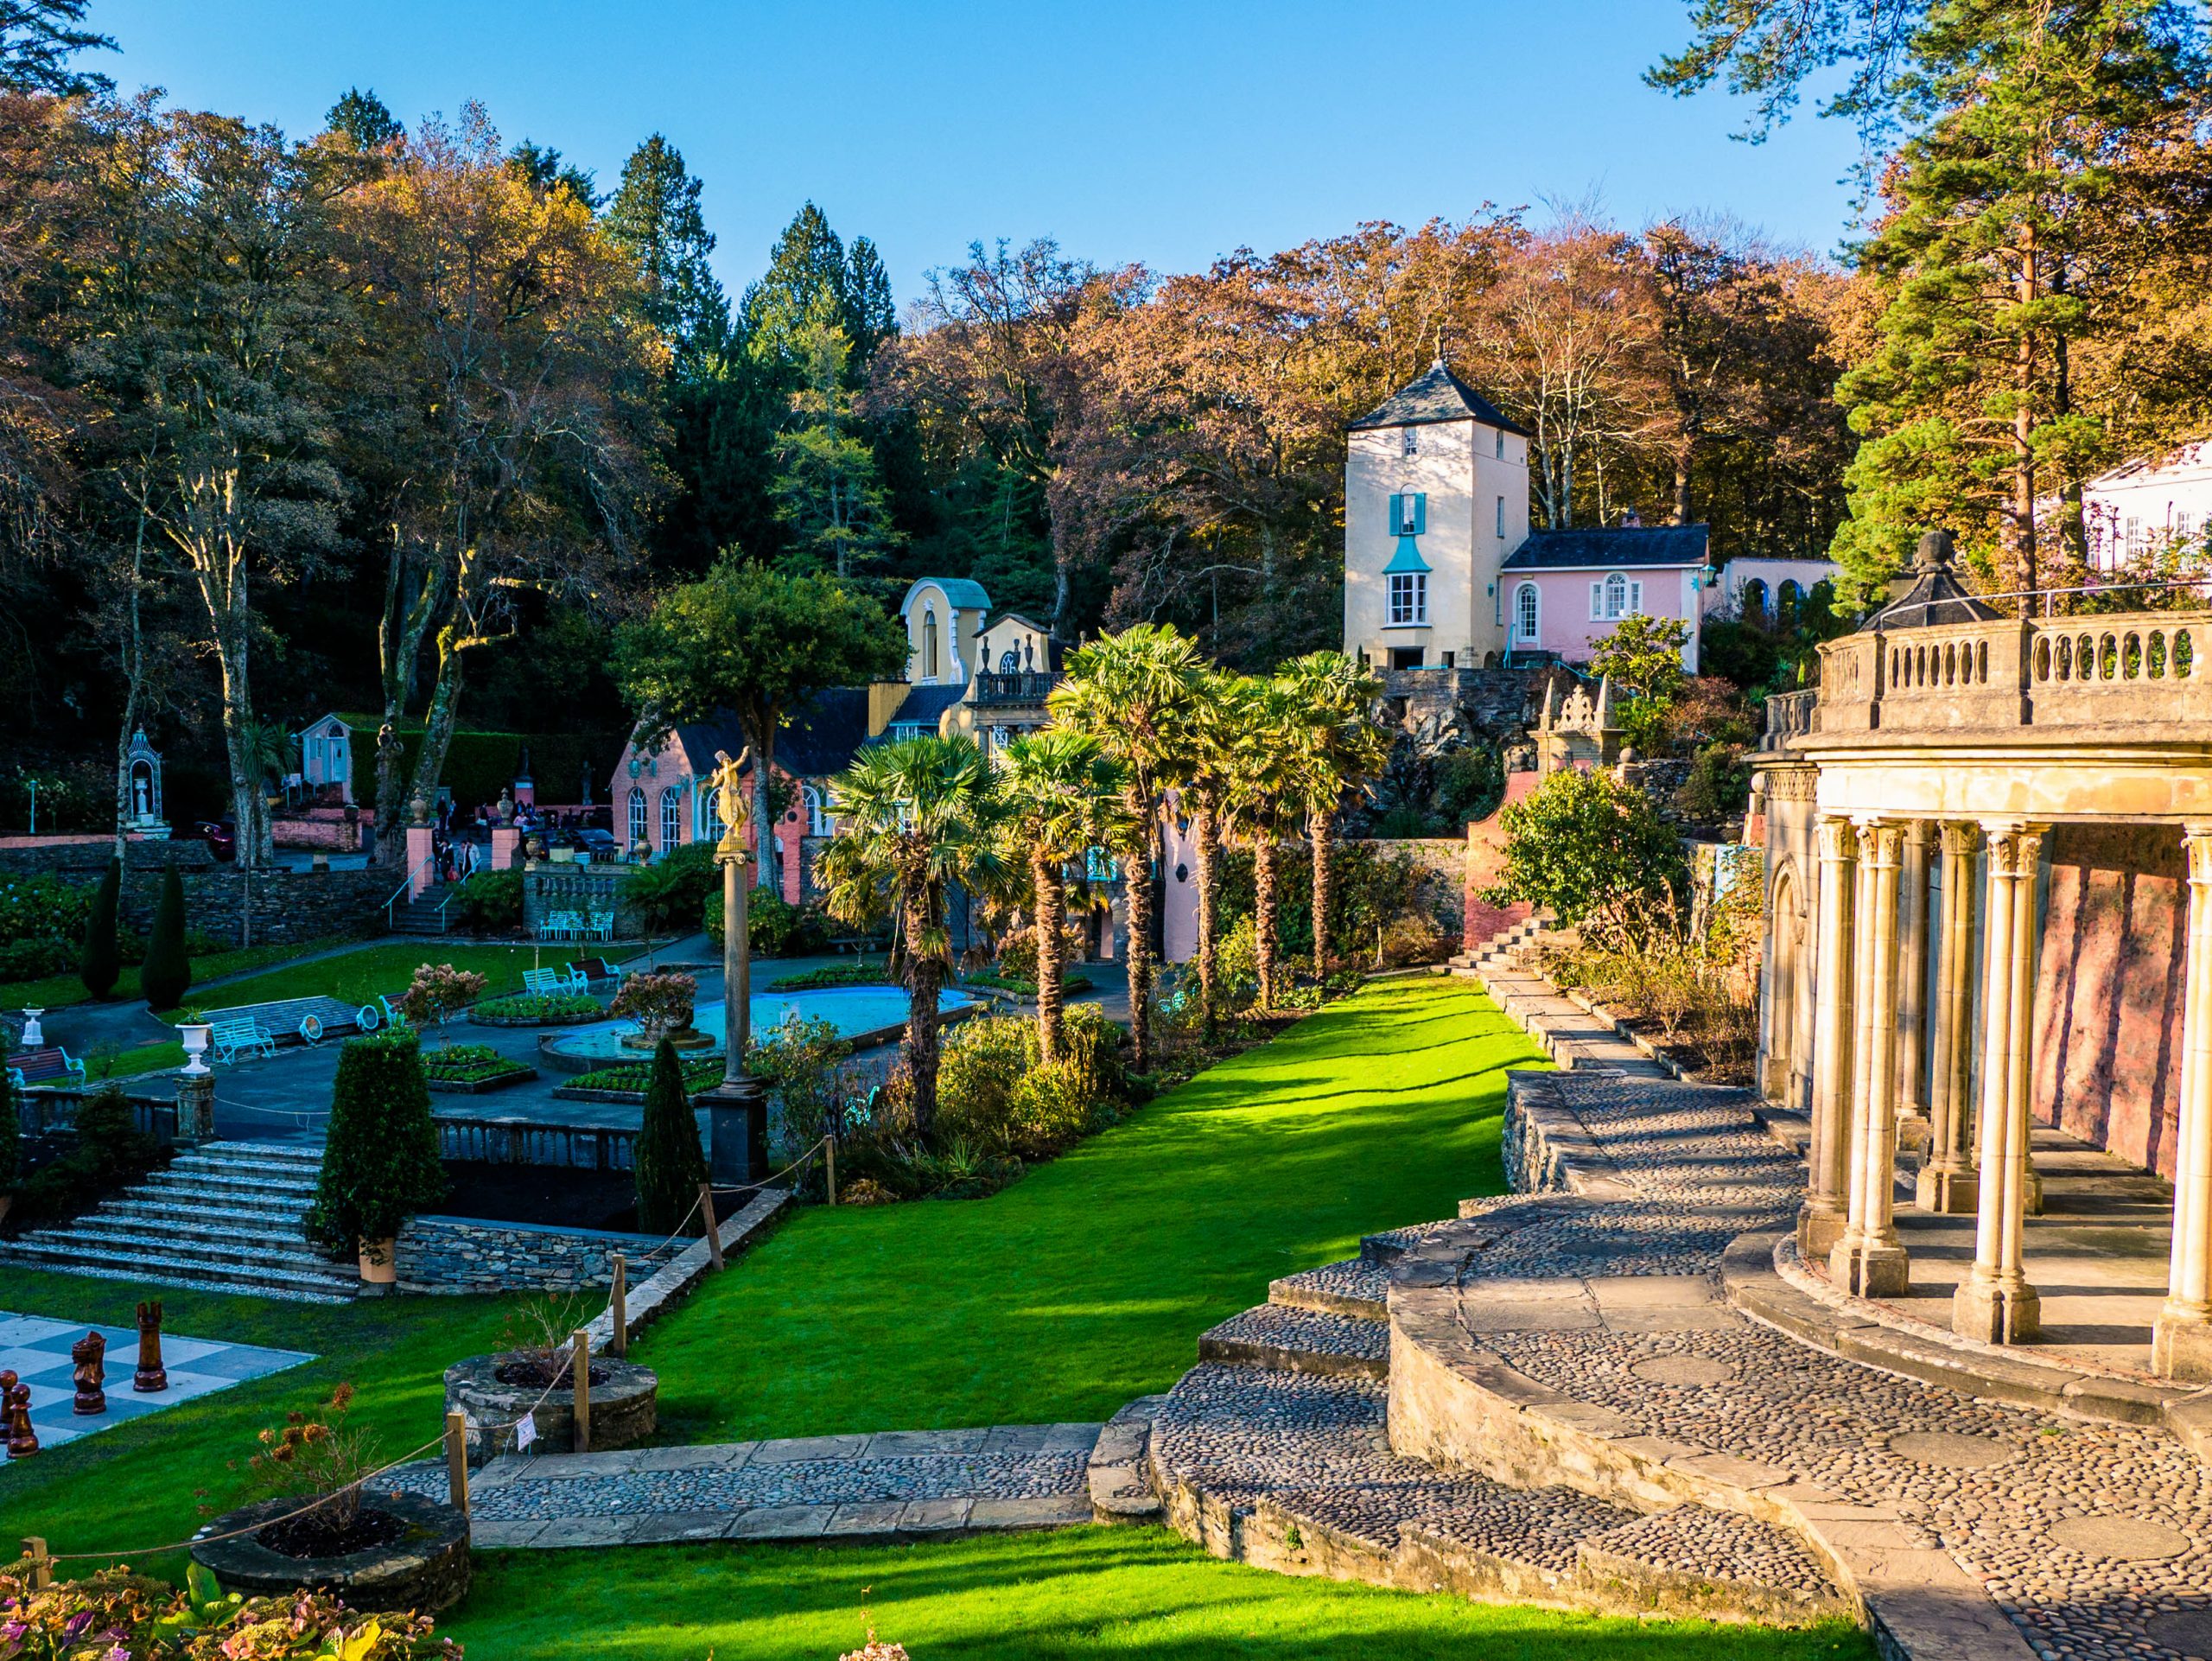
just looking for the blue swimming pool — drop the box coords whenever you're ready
[543,984,976,1066]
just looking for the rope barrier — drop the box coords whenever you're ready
[709,1135,834,1202]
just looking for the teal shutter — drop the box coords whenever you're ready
[1387,494,1402,535]
[1412,493,1427,534]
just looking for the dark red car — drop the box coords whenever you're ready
[190,819,236,861]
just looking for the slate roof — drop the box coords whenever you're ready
[1501,525,1711,571]
[671,687,878,783]
[1872,529,2001,629]
[887,684,966,729]
[1348,360,1532,437]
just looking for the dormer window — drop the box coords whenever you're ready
[1402,427,1418,457]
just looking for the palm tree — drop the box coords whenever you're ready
[1177,669,1241,1039]
[1224,677,1306,1009]
[1049,624,1203,1073]
[998,731,1127,1065]
[1278,652,1387,979]
[816,735,1004,1136]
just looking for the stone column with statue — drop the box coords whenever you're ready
[693,748,766,1185]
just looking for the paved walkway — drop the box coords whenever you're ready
[388,1423,1104,1547]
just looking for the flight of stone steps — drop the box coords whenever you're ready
[0,1142,359,1303]
[389,889,454,935]
[1151,1238,1842,1626]
[1434,915,1548,980]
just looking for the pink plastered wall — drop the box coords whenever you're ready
[1462,770,1539,947]
[1508,569,1701,668]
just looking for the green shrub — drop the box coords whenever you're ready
[633,1036,707,1233]
[474,990,601,1021]
[1007,1059,1103,1153]
[747,1010,851,1147]
[0,873,91,983]
[421,1042,531,1083]
[80,856,120,998]
[1681,741,1754,823]
[625,841,718,935]
[0,1064,18,1194]
[995,934,1039,982]
[936,1005,1123,1160]
[936,1016,1033,1150]
[1483,767,1687,945]
[306,1031,448,1256]
[8,1084,166,1230]
[703,883,834,956]
[141,862,191,1011]
[770,959,890,991]
[450,869,524,933]
[963,966,1088,997]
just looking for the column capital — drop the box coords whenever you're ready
[1816,817,1860,862]
[1903,818,1937,851]
[1980,820,2050,880]
[1853,818,1906,866]
[1937,820,1983,858]
[2183,822,2212,887]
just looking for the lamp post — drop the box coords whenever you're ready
[692,750,766,1185]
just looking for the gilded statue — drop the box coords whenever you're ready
[710,748,753,850]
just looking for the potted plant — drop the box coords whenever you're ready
[610,968,705,1050]
[444,1293,658,1454]
[189,1383,472,1613]
[307,1030,448,1284]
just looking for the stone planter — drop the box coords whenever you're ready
[468,1007,601,1028]
[358,1237,397,1285]
[444,1350,658,1455]
[190,1489,470,1613]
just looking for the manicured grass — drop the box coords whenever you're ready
[448,1531,1873,1661]
[185,940,637,1016]
[0,937,355,1013]
[80,1037,187,1079]
[639,977,1541,1441]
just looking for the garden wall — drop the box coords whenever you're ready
[0,837,216,875]
[0,838,386,948]
[1461,770,1539,949]
[395,1214,672,1296]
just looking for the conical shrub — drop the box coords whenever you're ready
[633,1037,707,1235]
[140,862,190,1012]
[79,856,120,1000]
[307,1031,448,1256]
[0,1063,20,1198]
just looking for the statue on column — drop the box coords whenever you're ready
[1,1371,35,1458]
[134,1301,168,1392]
[710,748,753,852]
[70,1331,105,1415]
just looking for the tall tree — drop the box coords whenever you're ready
[612,557,908,884]
[1277,652,1387,978]
[997,729,1125,1065]
[768,307,900,578]
[605,134,728,372]
[0,1,112,97]
[324,87,401,154]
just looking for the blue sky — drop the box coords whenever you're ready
[87,1,1865,305]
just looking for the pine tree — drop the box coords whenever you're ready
[325,86,401,151]
[307,1032,448,1256]
[606,134,728,370]
[632,1038,707,1235]
[768,307,901,578]
[140,862,189,1012]
[741,203,850,366]
[79,856,119,1000]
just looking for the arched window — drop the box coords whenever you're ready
[804,785,832,837]
[700,782,724,844]
[1604,572,1628,620]
[1514,582,1539,644]
[1741,577,1769,621]
[627,786,646,847]
[1777,579,1803,623]
[659,786,683,849]
[924,609,940,679]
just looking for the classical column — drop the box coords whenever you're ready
[2153,822,2212,1382]
[1917,821,1982,1213]
[1831,818,1910,1296]
[1895,821,1936,1153]
[1801,817,1859,1261]
[1954,822,2047,1345]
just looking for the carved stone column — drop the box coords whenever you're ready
[2154,822,2212,1382]
[1954,822,2047,1345]
[1895,820,1936,1152]
[1917,821,1981,1213]
[1801,817,1859,1260]
[1831,818,1910,1296]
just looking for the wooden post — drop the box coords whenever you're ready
[22,1537,50,1590]
[609,1253,628,1358]
[569,1330,591,1454]
[700,1183,724,1270]
[444,1410,470,1516]
[825,1137,837,1206]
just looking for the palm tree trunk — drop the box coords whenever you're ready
[1033,846,1066,1066]
[1309,809,1333,978]
[1255,831,1279,1010]
[1122,783,1155,1072]
[904,884,943,1138]
[1193,795,1218,1040]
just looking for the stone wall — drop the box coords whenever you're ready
[2,843,386,949]
[2032,822,2186,1181]
[395,1214,676,1296]
[522,868,642,939]
[272,811,362,852]
[0,837,215,875]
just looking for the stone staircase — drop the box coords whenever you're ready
[1435,915,1548,980]
[1153,1247,1844,1627]
[389,889,454,936]
[0,1142,359,1302]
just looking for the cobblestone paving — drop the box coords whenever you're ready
[1459,1068,2212,1661]
[1204,1303,1389,1361]
[1580,1504,1834,1593]
[1272,1257,1388,1312]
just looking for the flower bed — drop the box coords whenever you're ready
[0,1563,460,1657]
[421,1041,537,1094]
[768,960,891,991]
[551,1053,722,1102]
[470,990,603,1026]
[961,967,1091,998]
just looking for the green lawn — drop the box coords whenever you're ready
[639,977,1541,1441]
[447,1531,1872,1661]
[179,939,638,1016]
[0,936,357,1014]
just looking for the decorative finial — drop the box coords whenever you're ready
[1914,528,1955,575]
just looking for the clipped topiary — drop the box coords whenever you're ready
[0,1063,20,1199]
[80,856,121,1000]
[632,1037,707,1235]
[307,1031,448,1265]
[140,862,191,1011]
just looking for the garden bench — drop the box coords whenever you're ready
[522,965,588,998]
[7,1046,85,1091]
[537,909,582,943]
[570,957,625,991]
[378,994,410,1028]
[209,1017,276,1065]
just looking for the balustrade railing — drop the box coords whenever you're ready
[1759,689,1815,750]
[17,1085,178,1145]
[969,671,1058,707]
[435,1115,637,1171]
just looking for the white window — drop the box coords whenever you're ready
[1388,571,1427,625]
[700,783,725,844]
[1402,426,1418,457]
[1395,493,1421,535]
[1514,582,1539,642]
[923,609,940,678]
[628,786,646,846]
[1604,572,1629,620]
[1496,495,1505,538]
[1496,429,1505,459]
[2177,511,2195,543]
[660,786,683,849]
[804,785,832,837]
[2126,516,2145,557]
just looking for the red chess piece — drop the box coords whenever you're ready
[2,1373,36,1458]
[71,1330,106,1416]
[134,1300,168,1393]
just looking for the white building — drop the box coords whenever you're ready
[2081,441,2212,570]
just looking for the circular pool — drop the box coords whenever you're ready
[542,984,977,1068]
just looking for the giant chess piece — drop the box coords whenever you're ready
[134,1301,168,1392]
[1,1371,35,1458]
[71,1330,106,1416]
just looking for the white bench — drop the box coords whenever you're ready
[210,1017,276,1065]
[523,965,588,998]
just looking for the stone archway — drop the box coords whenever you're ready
[1766,862,1805,1104]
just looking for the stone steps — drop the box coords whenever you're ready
[390,893,454,936]
[1149,1364,1842,1627]
[1198,1304,1389,1381]
[1268,1258,1389,1322]
[0,1139,357,1303]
